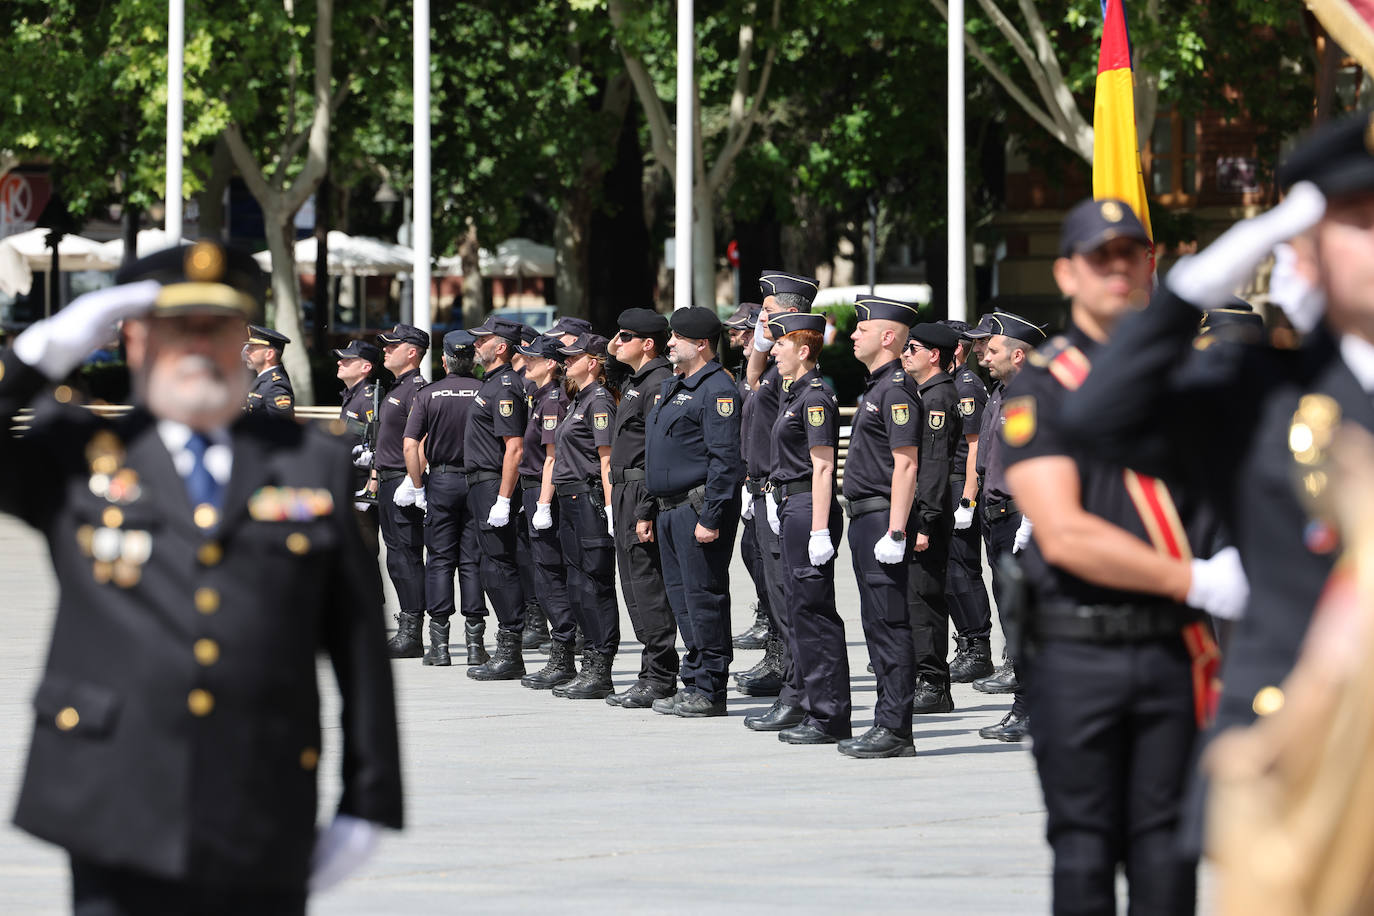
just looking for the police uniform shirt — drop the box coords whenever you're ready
[374,368,426,470]
[841,358,923,502]
[769,368,839,483]
[951,362,987,473]
[553,382,616,485]
[737,373,755,469]
[609,356,673,472]
[1000,323,1217,607]
[403,375,481,466]
[339,379,381,446]
[645,359,744,529]
[746,361,784,480]
[246,366,294,417]
[462,363,529,473]
[914,371,961,535]
[519,379,568,479]
[977,386,1012,500]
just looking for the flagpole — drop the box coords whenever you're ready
[674,0,693,310]
[165,0,184,240]
[947,0,966,321]
[413,0,432,374]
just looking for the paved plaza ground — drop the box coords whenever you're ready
[0,511,1060,913]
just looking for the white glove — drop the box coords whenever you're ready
[953,505,974,530]
[1186,545,1250,621]
[1167,181,1325,309]
[873,532,906,564]
[1012,516,1033,554]
[808,529,835,566]
[532,502,553,530]
[411,485,427,512]
[486,494,511,527]
[752,316,774,353]
[13,279,161,379]
[353,487,371,512]
[392,478,416,507]
[309,814,381,893]
[1269,241,1325,334]
[351,445,373,468]
[741,487,755,520]
[766,491,781,536]
[604,503,614,535]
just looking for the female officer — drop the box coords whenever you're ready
[551,333,620,699]
[517,335,579,689]
[766,311,850,744]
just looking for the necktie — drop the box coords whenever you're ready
[185,432,223,512]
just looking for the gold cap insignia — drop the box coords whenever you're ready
[186,240,225,282]
[1100,201,1124,223]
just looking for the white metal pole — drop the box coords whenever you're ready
[413,0,433,374]
[166,0,185,240]
[673,0,693,310]
[947,0,966,321]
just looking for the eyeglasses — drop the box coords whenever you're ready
[617,331,643,343]
[903,341,927,354]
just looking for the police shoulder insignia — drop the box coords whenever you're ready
[891,403,910,426]
[928,410,945,430]
[807,405,826,427]
[716,397,735,417]
[365,409,375,422]
[959,397,975,417]
[1000,396,1036,447]
[499,399,514,417]
[543,415,558,430]
[593,412,609,430]
[274,395,292,409]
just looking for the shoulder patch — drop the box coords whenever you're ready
[1000,396,1036,448]
[593,411,609,430]
[928,410,945,430]
[543,415,558,431]
[498,399,514,417]
[716,397,735,417]
[1048,347,1092,391]
[807,405,826,427]
[959,397,975,416]
[274,395,293,409]
[891,403,910,426]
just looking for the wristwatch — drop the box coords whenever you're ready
[959,497,976,509]
[887,530,905,542]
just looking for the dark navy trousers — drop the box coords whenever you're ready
[465,477,525,634]
[657,499,739,703]
[423,469,487,622]
[378,474,426,612]
[846,508,914,732]
[520,485,577,644]
[557,491,620,657]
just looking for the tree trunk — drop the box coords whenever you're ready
[553,192,590,318]
[459,220,484,326]
[264,212,314,404]
[197,136,233,240]
[691,182,715,309]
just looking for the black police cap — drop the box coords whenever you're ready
[116,239,266,319]
[1199,300,1264,335]
[975,311,1048,344]
[908,322,960,351]
[669,306,722,340]
[1059,198,1151,257]
[549,316,593,338]
[518,334,565,360]
[469,315,523,343]
[723,302,761,330]
[758,270,820,305]
[377,323,430,350]
[558,332,610,358]
[247,325,290,350]
[766,312,826,338]
[1279,111,1374,197]
[332,339,382,363]
[443,329,477,357]
[938,318,972,337]
[854,295,921,327]
[616,307,669,336]
[517,324,539,346]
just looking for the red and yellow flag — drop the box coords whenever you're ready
[1092,0,1153,244]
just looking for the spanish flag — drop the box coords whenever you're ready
[1092,0,1153,244]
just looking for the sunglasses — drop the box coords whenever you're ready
[617,331,644,343]
[903,341,927,354]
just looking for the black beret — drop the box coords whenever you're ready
[669,306,722,340]
[1059,198,1151,257]
[549,316,593,337]
[247,325,290,350]
[469,315,523,343]
[724,302,761,330]
[616,307,669,336]
[443,329,477,356]
[331,339,381,363]
[1279,111,1374,197]
[758,270,820,305]
[377,323,430,349]
[558,332,609,358]
[766,312,826,338]
[116,239,266,319]
[854,295,921,327]
[518,334,565,360]
[907,322,961,351]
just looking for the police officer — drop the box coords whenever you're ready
[0,241,402,911]
[402,329,488,667]
[373,323,431,658]
[604,308,680,708]
[838,295,923,758]
[243,325,295,417]
[463,315,531,680]
[1001,198,1245,914]
[646,307,744,718]
[936,319,995,683]
[510,323,552,649]
[546,333,620,699]
[334,338,384,547]
[517,335,579,689]
[738,270,820,717]
[901,322,961,715]
[765,311,850,744]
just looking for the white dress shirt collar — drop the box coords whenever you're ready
[156,420,233,485]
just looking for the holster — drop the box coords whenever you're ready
[994,550,1030,663]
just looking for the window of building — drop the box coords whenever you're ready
[1145,109,1198,205]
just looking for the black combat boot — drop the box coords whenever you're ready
[552,651,594,698]
[467,630,525,680]
[732,603,770,650]
[386,611,424,659]
[521,640,577,689]
[521,602,550,650]
[973,660,1019,694]
[950,635,994,682]
[422,619,451,666]
[912,679,955,714]
[733,635,784,696]
[558,650,615,700]
[464,618,490,666]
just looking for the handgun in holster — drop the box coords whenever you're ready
[994,550,1032,663]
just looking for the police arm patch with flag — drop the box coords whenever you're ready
[807,405,826,427]
[716,397,734,417]
[542,415,558,431]
[959,397,975,417]
[498,399,514,417]
[593,411,609,430]
[928,410,945,430]
[274,395,292,409]
[891,403,910,426]
[1000,396,1036,447]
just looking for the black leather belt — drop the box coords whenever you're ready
[772,480,812,498]
[430,463,462,474]
[377,468,407,482]
[465,470,501,485]
[555,481,594,497]
[844,495,890,519]
[984,497,1019,520]
[610,467,645,484]
[1034,602,1195,643]
[744,478,767,497]
[656,485,706,513]
[519,475,544,490]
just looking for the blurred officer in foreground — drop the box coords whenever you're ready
[605,308,680,708]
[1002,199,1246,915]
[334,339,384,547]
[764,311,850,744]
[372,324,431,658]
[1,241,402,912]
[647,307,744,718]
[402,329,487,667]
[839,295,923,758]
[464,316,530,680]
[243,324,294,417]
